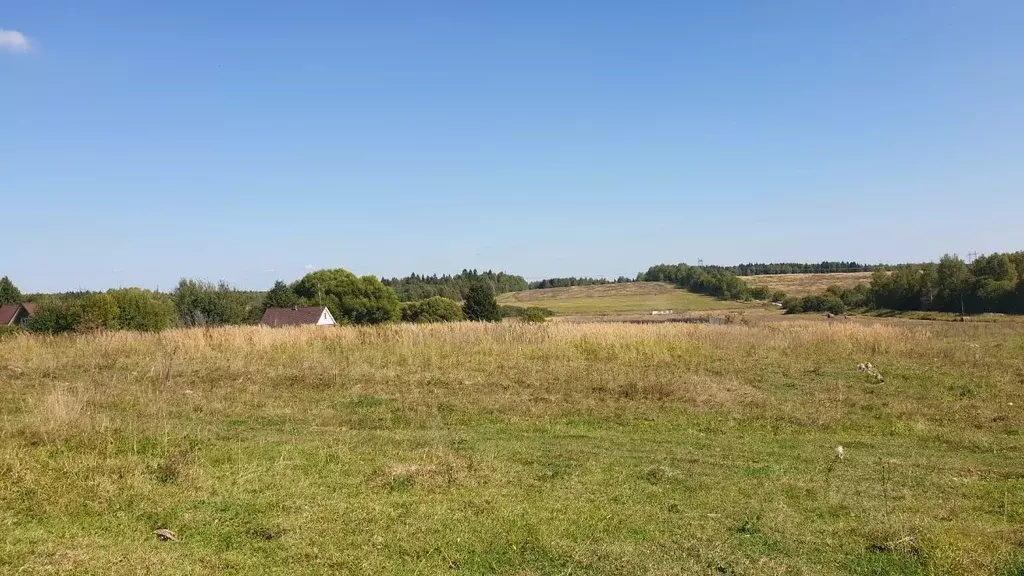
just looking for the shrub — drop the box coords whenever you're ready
[500,305,555,320]
[109,288,177,331]
[174,279,252,326]
[839,284,871,308]
[78,293,120,331]
[401,296,465,323]
[521,308,548,323]
[749,286,772,300]
[27,299,81,334]
[784,293,846,315]
[770,291,787,303]
[782,297,802,314]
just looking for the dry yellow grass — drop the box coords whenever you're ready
[740,272,874,297]
[1,321,1022,574]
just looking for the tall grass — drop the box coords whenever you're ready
[1,321,1022,574]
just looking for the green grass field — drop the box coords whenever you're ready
[1,321,1022,574]
[498,282,756,314]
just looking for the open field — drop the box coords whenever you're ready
[499,282,758,314]
[1,322,1023,575]
[741,272,875,297]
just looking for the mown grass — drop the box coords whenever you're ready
[1,321,1023,575]
[741,273,875,297]
[498,282,756,314]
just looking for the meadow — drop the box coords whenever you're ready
[740,273,875,297]
[1,320,1022,575]
[498,282,758,314]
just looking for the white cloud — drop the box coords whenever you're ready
[0,29,32,53]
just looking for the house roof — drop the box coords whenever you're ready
[22,303,36,316]
[261,306,331,326]
[0,304,24,326]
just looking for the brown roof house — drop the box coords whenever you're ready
[0,303,36,328]
[261,306,337,327]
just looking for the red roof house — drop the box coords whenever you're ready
[261,306,337,327]
[0,303,36,327]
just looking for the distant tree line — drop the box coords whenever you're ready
[3,266,515,334]
[783,252,1024,316]
[382,270,528,302]
[528,277,633,289]
[6,252,1022,334]
[637,264,757,300]
[729,262,878,276]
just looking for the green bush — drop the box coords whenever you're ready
[500,305,555,320]
[109,288,177,331]
[770,291,787,303]
[78,293,120,331]
[174,279,252,326]
[0,325,23,338]
[784,293,846,315]
[27,299,81,334]
[521,308,548,323]
[401,296,465,323]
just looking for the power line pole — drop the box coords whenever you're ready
[967,251,978,264]
[697,258,703,267]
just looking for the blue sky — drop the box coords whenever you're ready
[2,1,1022,292]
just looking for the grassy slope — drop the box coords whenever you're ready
[1,322,1023,575]
[741,272,874,297]
[498,282,755,314]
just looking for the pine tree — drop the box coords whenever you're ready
[0,276,22,305]
[462,281,501,322]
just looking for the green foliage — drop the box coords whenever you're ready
[0,324,22,337]
[462,281,501,322]
[638,263,752,300]
[641,261,877,278]
[262,280,299,312]
[295,269,400,325]
[0,276,22,305]
[400,296,465,323]
[499,305,555,320]
[783,293,846,315]
[383,270,528,301]
[972,253,1018,284]
[935,254,969,311]
[173,279,252,326]
[868,251,1024,314]
[109,288,177,331]
[78,293,120,331]
[520,308,548,323]
[770,291,787,303]
[27,299,81,334]
[529,277,632,289]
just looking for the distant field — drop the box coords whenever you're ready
[499,282,756,314]
[741,272,874,297]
